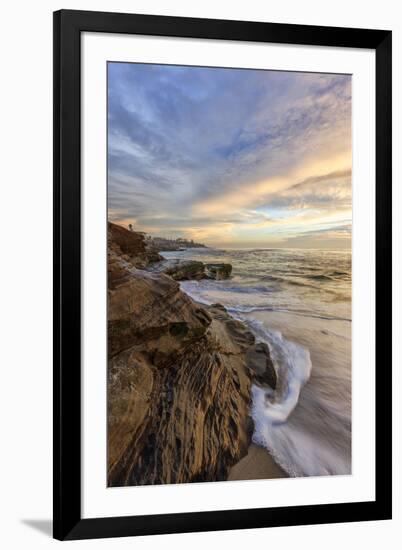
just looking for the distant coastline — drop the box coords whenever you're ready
[148,235,207,252]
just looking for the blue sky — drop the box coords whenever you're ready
[108,62,351,249]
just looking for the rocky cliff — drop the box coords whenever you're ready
[108,222,162,272]
[107,223,275,486]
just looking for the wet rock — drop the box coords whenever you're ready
[246,342,277,389]
[163,259,206,280]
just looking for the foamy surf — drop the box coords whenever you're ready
[181,285,315,471]
[246,320,312,425]
[238,319,350,477]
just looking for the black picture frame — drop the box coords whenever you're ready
[53,9,392,541]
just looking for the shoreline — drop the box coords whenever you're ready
[228,443,288,481]
[173,247,351,478]
[182,295,287,481]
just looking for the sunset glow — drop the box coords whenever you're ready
[108,63,351,249]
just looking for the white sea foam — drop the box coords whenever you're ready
[246,320,350,477]
[251,391,351,477]
[247,320,312,425]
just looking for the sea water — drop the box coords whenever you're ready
[161,247,352,478]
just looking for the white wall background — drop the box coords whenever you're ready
[0,0,400,548]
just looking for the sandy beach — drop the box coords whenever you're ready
[228,444,287,481]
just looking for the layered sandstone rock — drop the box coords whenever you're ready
[108,222,162,271]
[154,259,206,281]
[107,223,275,486]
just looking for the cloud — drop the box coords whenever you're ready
[282,223,352,249]
[265,169,351,210]
[108,63,351,248]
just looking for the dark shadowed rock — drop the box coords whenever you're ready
[246,342,277,389]
[245,415,255,438]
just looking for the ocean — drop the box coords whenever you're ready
[161,247,352,478]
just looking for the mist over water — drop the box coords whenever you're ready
[162,247,352,477]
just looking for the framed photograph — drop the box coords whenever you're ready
[53,9,392,540]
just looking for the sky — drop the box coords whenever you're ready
[108,62,351,249]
